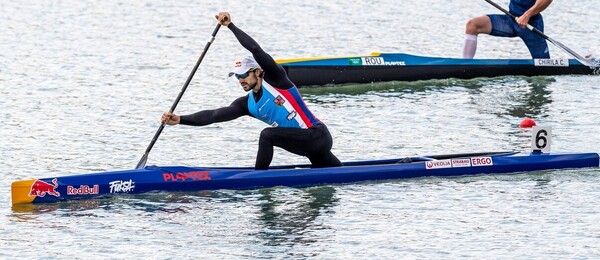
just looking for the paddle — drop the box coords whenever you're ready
[135,23,222,169]
[484,0,596,67]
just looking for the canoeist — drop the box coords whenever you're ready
[462,0,552,59]
[161,12,342,170]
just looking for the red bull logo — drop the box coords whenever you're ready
[29,178,60,197]
[67,185,99,195]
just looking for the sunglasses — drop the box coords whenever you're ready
[234,68,256,79]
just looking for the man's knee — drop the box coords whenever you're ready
[259,128,275,143]
[465,19,476,34]
[466,16,490,35]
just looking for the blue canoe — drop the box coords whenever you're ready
[276,52,597,86]
[11,151,599,205]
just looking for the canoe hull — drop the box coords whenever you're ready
[11,151,600,205]
[277,53,597,86]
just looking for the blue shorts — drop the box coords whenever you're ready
[487,14,550,58]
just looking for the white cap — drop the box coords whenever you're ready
[228,56,260,77]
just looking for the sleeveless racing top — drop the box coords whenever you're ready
[248,81,320,128]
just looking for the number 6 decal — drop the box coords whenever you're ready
[536,129,548,149]
[531,126,552,153]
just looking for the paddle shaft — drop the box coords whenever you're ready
[484,0,595,67]
[135,24,222,169]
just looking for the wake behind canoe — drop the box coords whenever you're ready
[12,151,600,205]
[277,52,598,86]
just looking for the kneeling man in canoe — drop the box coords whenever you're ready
[463,0,552,59]
[162,12,343,170]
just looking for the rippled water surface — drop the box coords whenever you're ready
[2,0,599,258]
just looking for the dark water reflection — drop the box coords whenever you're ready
[303,75,555,125]
[252,186,337,253]
[302,75,553,108]
[505,77,554,118]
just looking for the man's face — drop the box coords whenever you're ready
[235,69,259,92]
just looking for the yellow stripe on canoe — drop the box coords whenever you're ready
[276,52,382,64]
[11,179,37,205]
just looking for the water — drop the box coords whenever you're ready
[1,0,600,258]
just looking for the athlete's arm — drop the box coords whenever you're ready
[517,0,552,27]
[180,96,250,126]
[228,23,295,89]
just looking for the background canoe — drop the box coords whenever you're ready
[278,52,597,86]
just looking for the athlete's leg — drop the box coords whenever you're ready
[464,14,518,58]
[255,127,312,170]
[463,15,492,58]
[255,124,342,169]
[308,151,342,168]
[518,17,549,58]
[305,124,342,168]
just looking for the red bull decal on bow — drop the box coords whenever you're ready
[29,178,61,197]
[67,185,99,195]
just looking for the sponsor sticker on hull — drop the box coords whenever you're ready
[67,185,99,195]
[470,157,493,166]
[109,180,135,193]
[425,159,452,169]
[426,157,494,170]
[451,158,472,167]
[163,171,211,182]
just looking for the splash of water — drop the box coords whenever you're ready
[584,54,600,74]
[592,60,600,75]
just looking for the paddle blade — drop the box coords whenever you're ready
[547,38,596,67]
[135,154,148,169]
